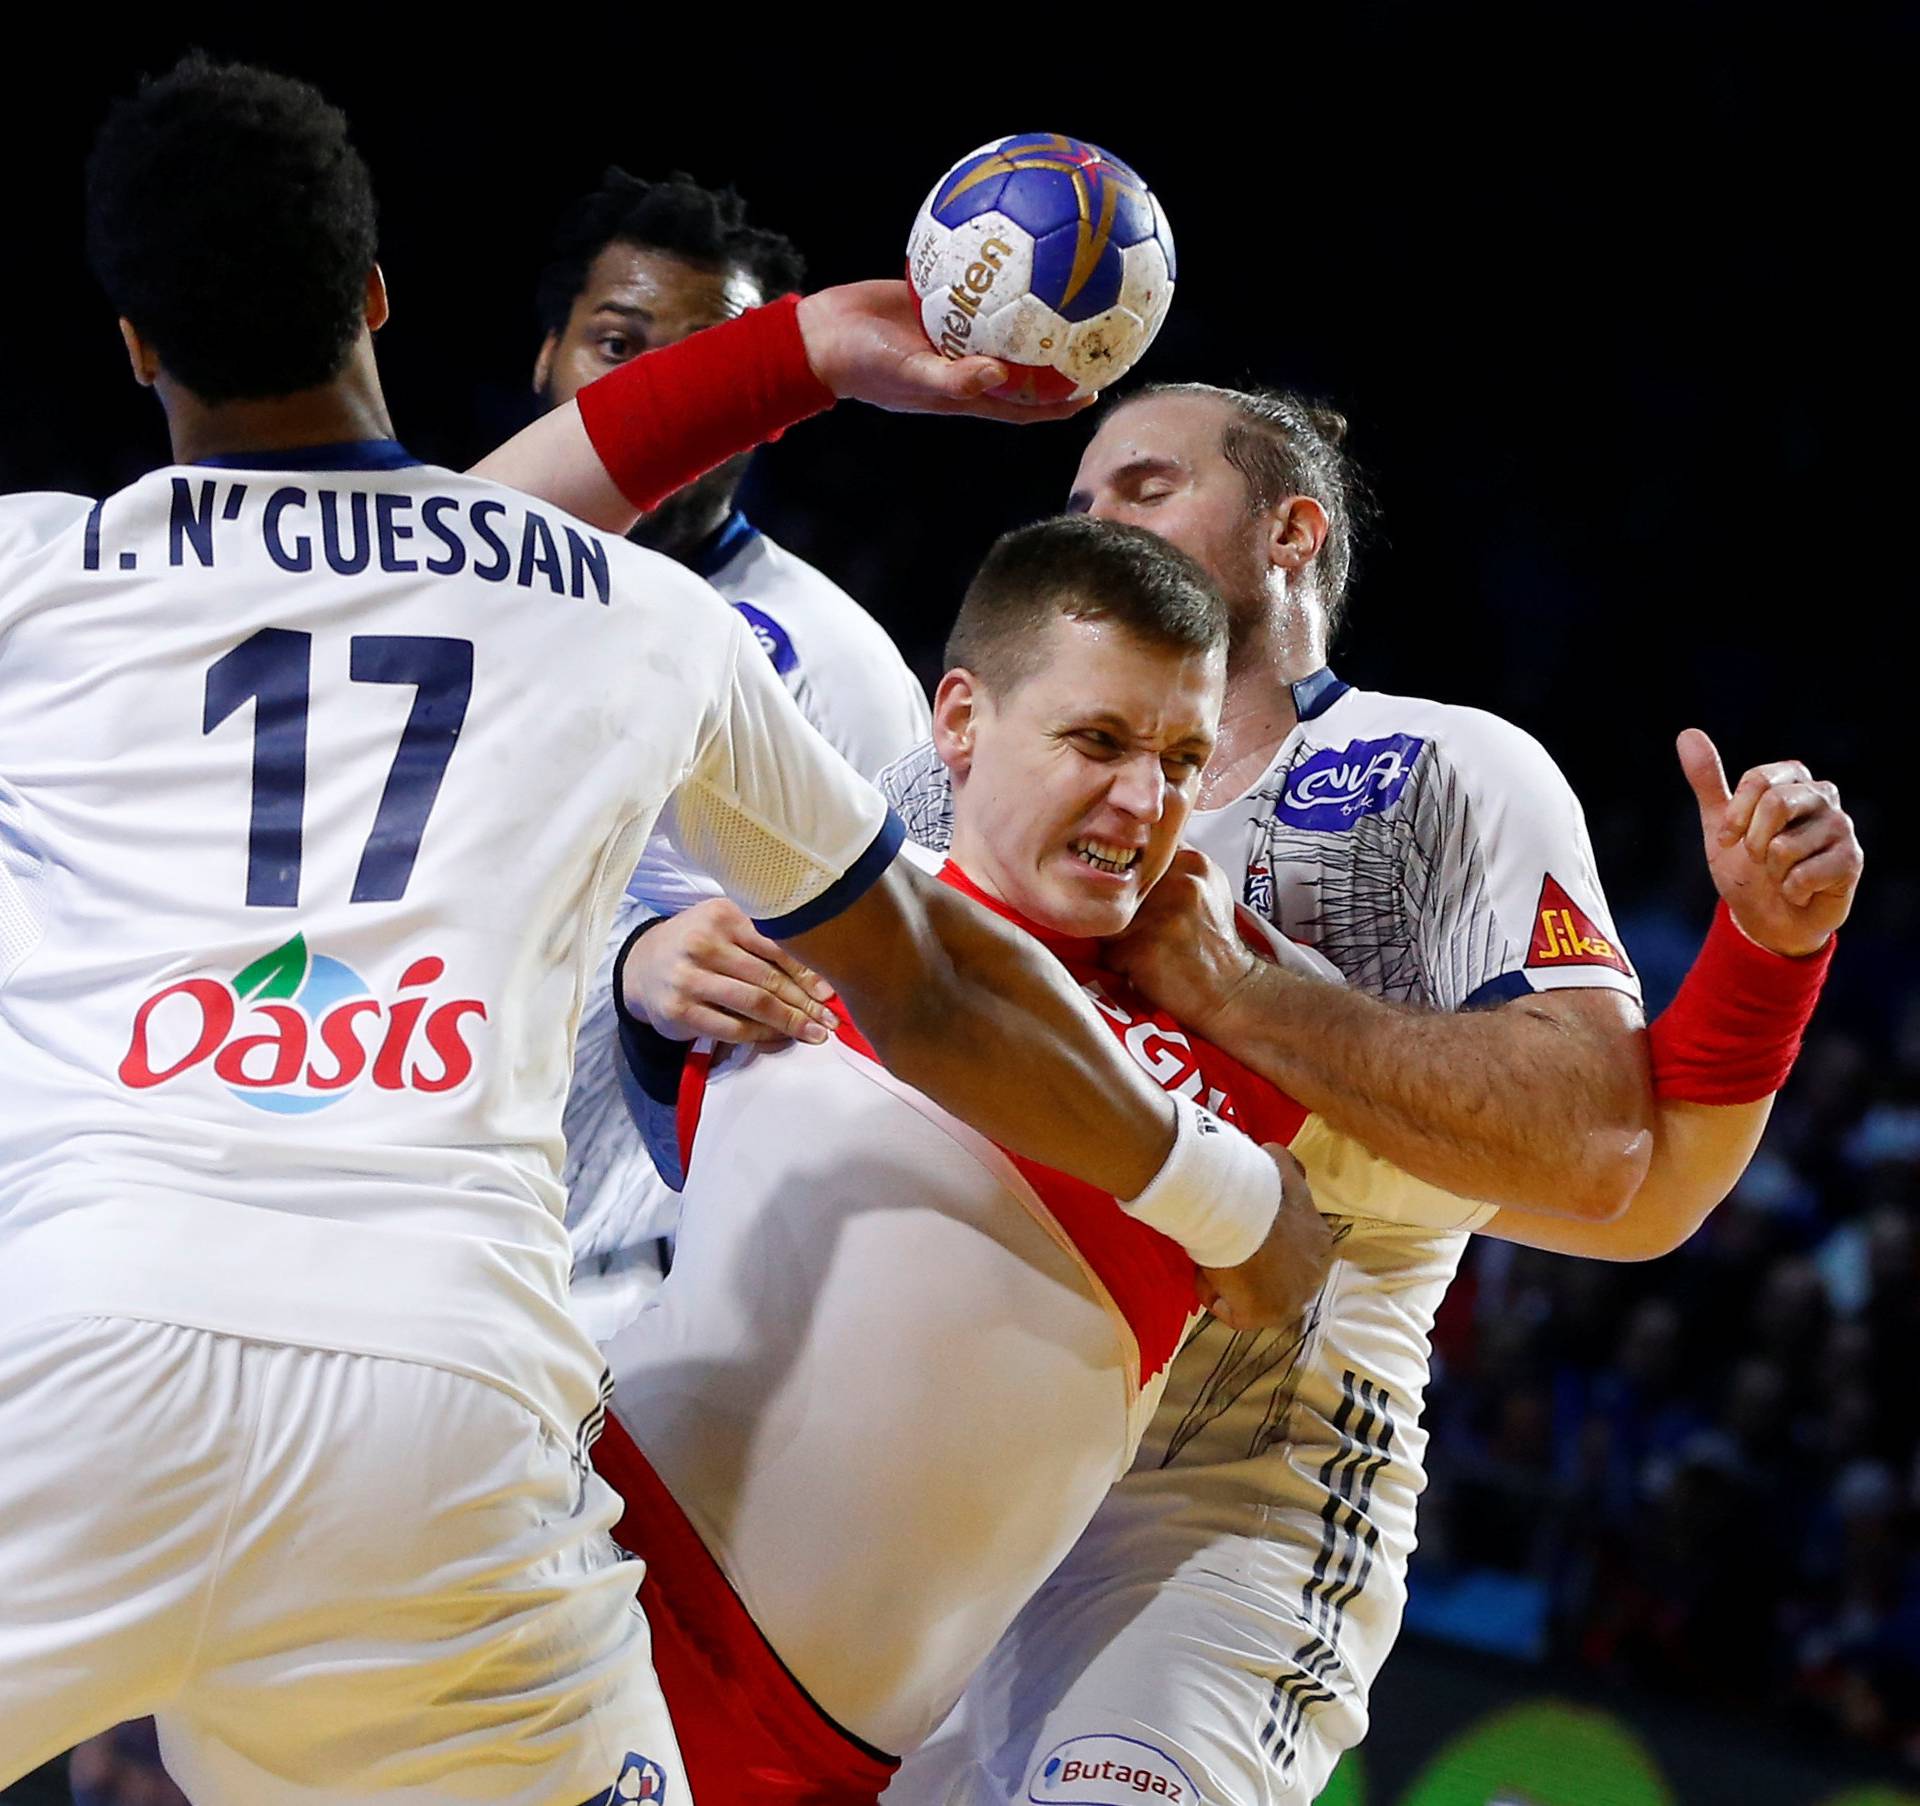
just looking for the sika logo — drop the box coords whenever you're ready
[117,933,487,1114]
[1525,875,1633,977]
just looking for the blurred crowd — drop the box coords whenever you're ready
[1418,874,1920,1771]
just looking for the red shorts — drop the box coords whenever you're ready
[594,1416,900,1806]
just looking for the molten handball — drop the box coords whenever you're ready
[906,132,1176,404]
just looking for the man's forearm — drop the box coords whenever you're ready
[471,295,833,533]
[1484,1095,1772,1259]
[797,868,1178,1200]
[1206,965,1652,1219]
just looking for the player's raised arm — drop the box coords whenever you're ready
[1483,730,1860,1259]
[473,283,1089,534]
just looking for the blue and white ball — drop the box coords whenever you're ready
[906,132,1176,404]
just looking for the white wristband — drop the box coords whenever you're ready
[1120,1094,1281,1270]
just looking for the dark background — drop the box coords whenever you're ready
[3,11,1914,1799]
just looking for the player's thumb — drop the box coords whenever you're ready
[1676,727,1731,826]
[943,355,1011,397]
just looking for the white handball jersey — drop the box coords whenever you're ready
[880,668,1640,1788]
[562,511,929,1310]
[0,445,899,1448]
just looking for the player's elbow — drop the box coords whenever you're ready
[1610,1176,1737,1261]
[1562,1127,1654,1223]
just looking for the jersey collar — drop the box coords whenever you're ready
[688,509,761,579]
[1290,666,1349,721]
[190,438,422,472]
[938,859,1102,967]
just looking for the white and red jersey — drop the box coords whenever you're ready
[0,445,898,1446]
[602,856,1473,1759]
[880,670,1640,1791]
[561,512,930,1319]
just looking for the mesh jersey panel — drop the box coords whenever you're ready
[667,785,842,925]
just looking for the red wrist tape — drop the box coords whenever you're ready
[1648,900,1834,1104]
[575,293,836,514]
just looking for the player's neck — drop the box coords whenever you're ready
[158,342,397,467]
[1200,609,1322,810]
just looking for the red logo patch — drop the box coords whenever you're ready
[1526,876,1633,976]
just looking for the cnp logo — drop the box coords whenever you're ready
[117,933,487,1115]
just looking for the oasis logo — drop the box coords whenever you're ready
[1029,1733,1194,1803]
[117,933,486,1115]
[1276,733,1425,832]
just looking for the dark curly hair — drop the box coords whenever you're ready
[535,169,806,335]
[86,53,378,405]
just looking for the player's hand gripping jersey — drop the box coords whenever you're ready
[0,449,900,1447]
[879,670,1640,1806]
[594,853,1477,1800]
[562,510,929,1316]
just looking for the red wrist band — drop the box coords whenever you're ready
[574,293,837,513]
[1648,900,1834,1104]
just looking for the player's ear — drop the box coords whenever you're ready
[932,669,982,778]
[532,333,558,397]
[117,319,159,389]
[1267,495,1328,576]
[364,265,390,334]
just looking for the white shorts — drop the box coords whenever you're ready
[883,1473,1375,1806]
[0,1315,686,1806]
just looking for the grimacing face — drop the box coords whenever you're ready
[1066,393,1272,624]
[941,611,1225,941]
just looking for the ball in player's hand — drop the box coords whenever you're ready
[906,132,1175,405]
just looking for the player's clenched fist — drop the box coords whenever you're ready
[1108,848,1262,1041]
[1196,1146,1334,1332]
[621,899,839,1046]
[1677,729,1863,957]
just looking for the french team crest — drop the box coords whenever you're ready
[582,1751,667,1806]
